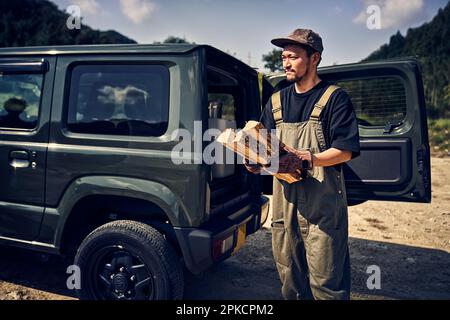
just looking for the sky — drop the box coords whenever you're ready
[51,0,449,71]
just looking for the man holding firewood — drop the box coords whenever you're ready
[245,28,360,300]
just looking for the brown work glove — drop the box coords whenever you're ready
[277,146,313,174]
[243,160,262,174]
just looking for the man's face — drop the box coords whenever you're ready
[281,45,315,82]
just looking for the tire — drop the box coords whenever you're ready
[74,220,184,300]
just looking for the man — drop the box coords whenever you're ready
[246,29,360,300]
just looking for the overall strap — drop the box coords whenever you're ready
[271,91,283,126]
[309,85,340,121]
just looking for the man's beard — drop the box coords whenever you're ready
[286,64,310,83]
[286,74,303,83]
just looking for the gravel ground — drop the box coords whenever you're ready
[0,157,449,300]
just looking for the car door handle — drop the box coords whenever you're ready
[9,150,31,168]
[10,150,30,160]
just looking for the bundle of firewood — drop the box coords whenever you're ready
[216,121,303,184]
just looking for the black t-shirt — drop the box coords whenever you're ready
[261,81,360,159]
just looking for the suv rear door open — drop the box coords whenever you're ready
[268,59,431,204]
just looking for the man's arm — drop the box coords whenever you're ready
[313,148,352,167]
[280,146,352,172]
[296,147,352,167]
[312,148,352,167]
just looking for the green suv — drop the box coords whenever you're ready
[0,44,431,300]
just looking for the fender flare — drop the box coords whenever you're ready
[49,176,187,248]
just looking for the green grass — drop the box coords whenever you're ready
[428,118,450,155]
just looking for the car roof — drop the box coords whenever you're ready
[0,43,201,56]
[0,43,259,75]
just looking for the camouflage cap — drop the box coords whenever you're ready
[271,28,323,54]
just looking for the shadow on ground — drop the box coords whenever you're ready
[0,246,76,299]
[0,229,449,299]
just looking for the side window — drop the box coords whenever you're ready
[67,64,169,137]
[335,77,407,126]
[0,74,43,129]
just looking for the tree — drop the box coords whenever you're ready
[152,36,194,45]
[163,36,191,44]
[0,0,136,47]
[444,84,450,109]
[262,49,283,72]
[364,2,450,119]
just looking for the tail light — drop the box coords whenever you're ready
[212,233,234,261]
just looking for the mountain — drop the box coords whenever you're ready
[0,0,136,47]
[364,2,450,118]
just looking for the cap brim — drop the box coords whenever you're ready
[271,37,307,48]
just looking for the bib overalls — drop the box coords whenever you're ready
[270,85,351,300]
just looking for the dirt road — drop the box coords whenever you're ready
[1,157,449,300]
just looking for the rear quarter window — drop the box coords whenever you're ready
[66,64,169,136]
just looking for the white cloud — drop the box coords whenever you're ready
[353,0,424,29]
[70,0,100,15]
[120,0,156,24]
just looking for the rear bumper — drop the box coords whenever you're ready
[174,195,269,274]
